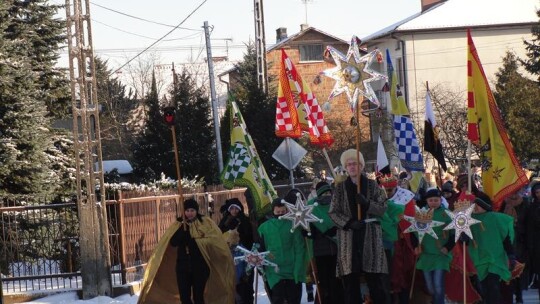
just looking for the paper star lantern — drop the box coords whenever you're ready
[403,206,445,243]
[234,244,278,274]
[443,194,481,242]
[279,194,323,235]
[321,36,387,111]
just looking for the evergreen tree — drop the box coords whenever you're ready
[173,70,217,183]
[132,73,174,183]
[221,45,289,180]
[6,0,69,118]
[520,8,540,83]
[0,0,54,204]
[94,57,135,160]
[494,52,540,161]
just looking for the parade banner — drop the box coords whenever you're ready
[467,30,528,208]
[424,87,448,171]
[386,49,424,192]
[275,49,334,147]
[222,101,277,217]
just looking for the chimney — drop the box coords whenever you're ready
[421,0,445,12]
[276,27,287,43]
[300,24,309,31]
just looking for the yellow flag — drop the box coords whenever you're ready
[467,30,528,209]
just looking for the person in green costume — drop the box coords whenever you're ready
[411,188,455,304]
[306,181,343,303]
[468,193,515,304]
[258,198,308,304]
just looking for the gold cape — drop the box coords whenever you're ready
[137,217,235,304]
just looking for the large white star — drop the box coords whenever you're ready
[403,206,445,244]
[444,204,482,242]
[234,244,278,274]
[322,36,387,110]
[279,194,323,234]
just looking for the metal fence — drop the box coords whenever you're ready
[0,187,248,295]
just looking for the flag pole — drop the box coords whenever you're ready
[467,140,472,194]
[286,137,296,188]
[463,242,467,302]
[322,147,337,179]
[355,101,362,220]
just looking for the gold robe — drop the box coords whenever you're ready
[138,216,235,304]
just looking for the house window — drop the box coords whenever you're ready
[299,44,324,62]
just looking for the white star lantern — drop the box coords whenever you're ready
[322,36,387,111]
[403,206,445,243]
[444,202,481,242]
[234,244,278,274]
[279,194,323,235]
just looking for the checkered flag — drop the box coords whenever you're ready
[223,142,252,182]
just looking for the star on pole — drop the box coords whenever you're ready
[234,244,278,274]
[322,36,387,110]
[279,194,323,235]
[444,203,481,242]
[403,206,445,243]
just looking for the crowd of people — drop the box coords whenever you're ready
[138,148,540,304]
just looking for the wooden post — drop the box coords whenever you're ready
[118,190,127,284]
[171,125,185,222]
[355,102,362,220]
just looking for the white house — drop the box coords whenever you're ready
[362,0,538,120]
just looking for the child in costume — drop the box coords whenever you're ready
[258,198,308,304]
[306,181,344,303]
[411,188,454,304]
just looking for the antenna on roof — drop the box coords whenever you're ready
[301,0,313,25]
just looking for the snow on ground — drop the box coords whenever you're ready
[21,274,315,304]
[19,275,540,303]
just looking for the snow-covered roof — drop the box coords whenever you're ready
[363,0,539,42]
[98,160,133,175]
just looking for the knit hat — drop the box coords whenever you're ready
[284,189,304,204]
[183,198,199,211]
[424,187,441,199]
[316,182,332,198]
[271,197,285,209]
[340,149,365,168]
[474,193,492,211]
[225,198,243,213]
[442,181,454,193]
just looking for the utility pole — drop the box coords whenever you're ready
[204,21,224,173]
[65,0,112,299]
[253,0,268,94]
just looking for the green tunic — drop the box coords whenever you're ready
[308,197,335,234]
[468,212,514,281]
[416,207,453,272]
[380,200,406,243]
[258,218,308,289]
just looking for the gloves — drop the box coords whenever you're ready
[324,227,337,237]
[508,254,517,271]
[458,233,470,245]
[356,193,369,205]
[348,220,366,230]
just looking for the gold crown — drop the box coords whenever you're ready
[414,208,434,223]
[454,197,473,212]
[379,174,398,186]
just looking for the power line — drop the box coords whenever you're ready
[90,1,201,31]
[111,0,208,76]
[92,18,202,41]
